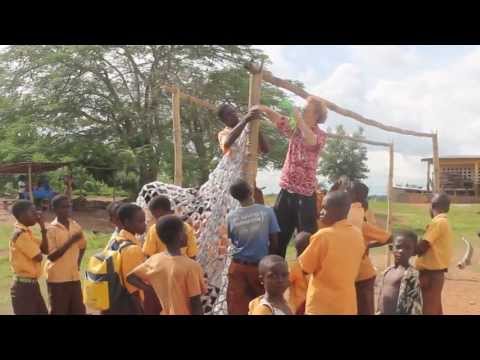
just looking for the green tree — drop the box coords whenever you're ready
[318,125,369,184]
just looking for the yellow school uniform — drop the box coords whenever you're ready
[130,252,206,315]
[142,222,198,258]
[44,218,87,283]
[415,213,454,271]
[9,223,42,279]
[115,230,145,297]
[299,219,365,315]
[248,296,293,315]
[286,260,309,314]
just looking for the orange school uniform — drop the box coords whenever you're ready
[142,222,198,258]
[285,260,309,314]
[9,222,43,279]
[299,220,365,315]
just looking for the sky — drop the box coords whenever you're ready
[2,45,479,195]
[254,45,480,195]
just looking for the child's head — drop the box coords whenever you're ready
[258,255,290,298]
[118,204,146,235]
[350,181,369,204]
[430,193,450,217]
[217,104,239,128]
[51,195,70,219]
[322,190,352,226]
[12,200,37,226]
[148,195,172,220]
[295,232,311,257]
[229,179,252,203]
[106,201,122,228]
[392,230,418,266]
[155,214,187,250]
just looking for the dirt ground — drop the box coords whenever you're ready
[0,200,479,314]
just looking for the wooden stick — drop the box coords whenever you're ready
[326,132,390,147]
[432,132,440,192]
[242,69,263,188]
[160,85,217,112]
[426,161,431,192]
[28,164,33,202]
[244,62,434,139]
[386,143,394,267]
[172,86,183,186]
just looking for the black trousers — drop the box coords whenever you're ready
[47,281,86,315]
[11,280,48,315]
[274,189,318,258]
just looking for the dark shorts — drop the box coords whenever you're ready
[11,279,48,315]
[47,281,86,315]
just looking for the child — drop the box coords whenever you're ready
[103,203,146,314]
[226,179,281,315]
[249,255,292,315]
[217,104,268,204]
[127,214,206,315]
[415,193,453,315]
[104,201,122,251]
[347,181,391,315]
[142,195,198,259]
[377,231,422,315]
[45,195,87,314]
[299,191,365,315]
[9,200,49,314]
[286,231,311,315]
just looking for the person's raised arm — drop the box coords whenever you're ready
[223,109,262,151]
[251,105,294,138]
[293,107,317,146]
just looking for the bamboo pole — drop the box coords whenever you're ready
[432,132,440,193]
[160,85,217,112]
[426,161,431,192]
[326,133,390,147]
[244,62,434,139]
[28,164,33,202]
[242,66,263,188]
[172,86,183,186]
[385,143,394,267]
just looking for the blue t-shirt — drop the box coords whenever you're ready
[226,204,281,263]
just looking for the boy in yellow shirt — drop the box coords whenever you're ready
[103,203,146,314]
[347,181,391,315]
[128,214,206,315]
[286,231,311,315]
[415,193,454,315]
[249,255,292,315]
[142,195,198,314]
[9,200,49,314]
[143,195,197,259]
[45,195,86,314]
[299,191,365,315]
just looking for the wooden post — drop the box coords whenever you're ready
[172,86,183,186]
[386,143,394,267]
[242,64,263,188]
[432,132,440,193]
[27,164,33,202]
[426,160,431,192]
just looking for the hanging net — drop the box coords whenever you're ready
[136,132,248,315]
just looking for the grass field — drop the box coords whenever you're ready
[0,199,478,314]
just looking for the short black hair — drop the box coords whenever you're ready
[217,103,234,120]
[148,195,171,213]
[106,201,121,217]
[258,255,287,276]
[229,179,251,202]
[351,181,369,202]
[432,193,450,212]
[394,230,418,247]
[117,203,143,226]
[155,214,184,246]
[12,200,34,220]
[51,194,69,210]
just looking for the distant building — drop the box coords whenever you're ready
[393,155,480,203]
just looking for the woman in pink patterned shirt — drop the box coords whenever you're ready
[252,96,328,257]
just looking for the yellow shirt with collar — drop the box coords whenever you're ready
[9,222,42,279]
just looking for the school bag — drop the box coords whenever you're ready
[83,240,133,312]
